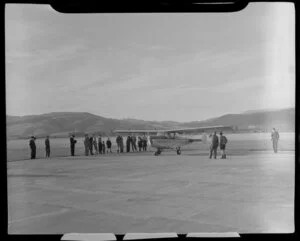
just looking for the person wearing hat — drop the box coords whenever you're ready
[219,132,228,159]
[29,136,36,159]
[45,135,50,158]
[209,131,219,159]
[70,135,77,156]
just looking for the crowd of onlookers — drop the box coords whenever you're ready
[28,134,150,159]
[28,128,280,160]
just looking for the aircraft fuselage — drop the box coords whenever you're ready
[150,136,202,150]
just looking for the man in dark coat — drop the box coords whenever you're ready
[102,141,106,154]
[209,132,219,159]
[29,136,36,159]
[106,138,112,153]
[120,136,124,153]
[70,135,77,156]
[144,137,148,151]
[45,136,50,158]
[219,132,228,159]
[116,135,121,153]
[98,135,102,154]
[84,134,89,156]
[138,136,143,151]
[89,136,94,155]
[142,135,147,151]
[126,136,131,152]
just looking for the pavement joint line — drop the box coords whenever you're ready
[10,200,144,221]
[8,177,293,197]
[8,207,71,224]
[15,191,292,223]
[9,190,292,213]
[7,183,137,195]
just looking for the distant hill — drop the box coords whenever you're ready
[6,112,174,139]
[179,108,295,132]
[6,108,295,139]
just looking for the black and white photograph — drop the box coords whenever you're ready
[6,2,295,234]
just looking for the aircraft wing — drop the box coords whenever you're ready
[113,125,235,135]
[163,125,236,134]
[113,130,161,135]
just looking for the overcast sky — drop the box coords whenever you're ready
[5,3,295,122]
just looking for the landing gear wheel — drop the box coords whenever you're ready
[176,147,181,155]
[154,149,162,156]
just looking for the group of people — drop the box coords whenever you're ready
[28,128,280,159]
[28,133,150,159]
[83,134,112,156]
[207,128,280,159]
[118,135,148,153]
[208,131,228,159]
[29,135,53,159]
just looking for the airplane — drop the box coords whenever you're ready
[113,125,236,156]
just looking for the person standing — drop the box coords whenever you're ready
[89,135,94,155]
[142,136,145,151]
[29,136,36,159]
[138,136,143,151]
[102,141,106,154]
[98,135,102,154]
[271,128,280,153]
[219,132,228,159]
[45,136,50,158]
[144,137,148,151]
[70,135,77,156]
[93,136,98,155]
[129,135,133,152]
[84,134,90,156]
[120,136,124,153]
[207,134,212,156]
[126,136,131,152]
[131,135,137,152]
[116,135,121,153]
[106,138,112,153]
[142,135,147,151]
[209,132,219,159]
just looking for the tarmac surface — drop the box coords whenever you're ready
[7,150,295,234]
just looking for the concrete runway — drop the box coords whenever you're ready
[7,150,295,234]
